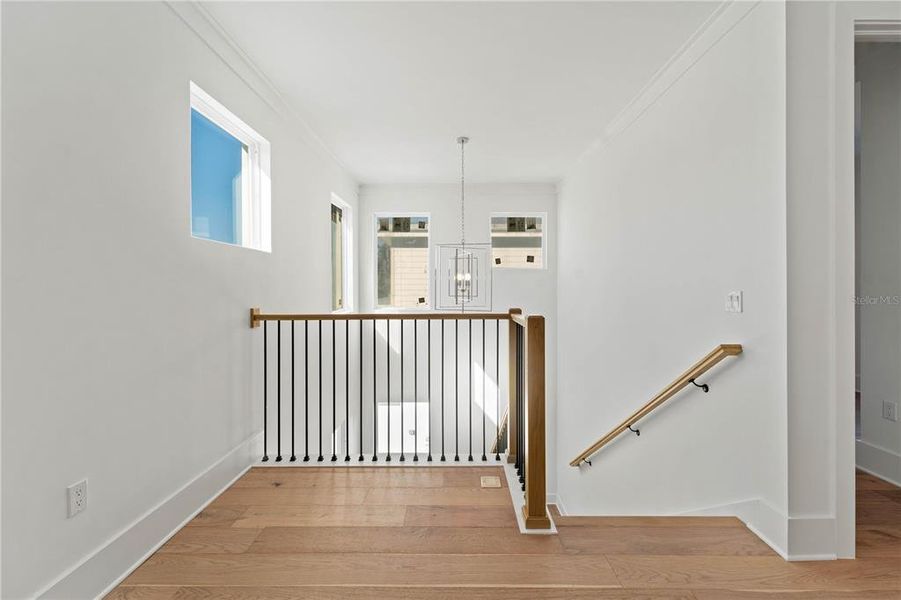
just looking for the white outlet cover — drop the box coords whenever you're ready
[884,401,899,422]
[67,479,87,518]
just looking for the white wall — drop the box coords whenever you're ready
[855,42,901,484]
[556,1,788,551]
[359,183,557,491]
[1,2,357,597]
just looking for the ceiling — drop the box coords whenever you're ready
[201,2,719,184]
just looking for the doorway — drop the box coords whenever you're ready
[853,39,901,485]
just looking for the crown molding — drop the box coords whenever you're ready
[165,1,356,182]
[566,0,759,177]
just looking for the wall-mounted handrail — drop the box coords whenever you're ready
[569,344,743,467]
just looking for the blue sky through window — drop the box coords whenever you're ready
[191,109,244,245]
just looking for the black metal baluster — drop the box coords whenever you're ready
[428,320,433,462]
[262,321,268,462]
[441,320,446,462]
[495,319,500,461]
[400,320,405,462]
[304,320,309,462]
[276,321,282,462]
[331,320,337,462]
[413,320,419,462]
[482,319,487,461]
[468,319,473,462]
[386,319,391,462]
[345,319,350,462]
[372,319,378,462]
[291,321,296,462]
[454,320,460,462]
[318,320,323,462]
[359,319,364,461]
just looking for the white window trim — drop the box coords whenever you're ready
[331,193,354,313]
[488,211,548,270]
[373,212,432,311]
[190,81,271,252]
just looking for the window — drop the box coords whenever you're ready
[331,203,349,310]
[190,82,271,252]
[490,214,545,269]
[375,215,430,308]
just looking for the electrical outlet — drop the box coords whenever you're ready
[884,401,899,422]
[67,479,87,518]
[725,291,743,313]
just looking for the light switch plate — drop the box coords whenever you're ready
[726,291,743,313]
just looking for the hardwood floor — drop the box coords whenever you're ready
[109,468,901,599]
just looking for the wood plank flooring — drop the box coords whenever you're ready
[109,468,901,599]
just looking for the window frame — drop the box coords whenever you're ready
[488,211,548,270]
[372,211,432,311]
[331,193,354,313]
[190,81,271,252]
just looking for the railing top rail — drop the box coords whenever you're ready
[568,343,743,467]
[250,308,517,327]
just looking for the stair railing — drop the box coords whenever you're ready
[507,309,550,529]
[249,306,550,530]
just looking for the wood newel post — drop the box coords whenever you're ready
[506,308,522,463]
[523,315,550,529]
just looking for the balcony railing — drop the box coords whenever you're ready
[249,307,550,529]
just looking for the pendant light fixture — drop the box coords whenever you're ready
[435,136,492,311]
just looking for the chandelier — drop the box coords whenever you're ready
[435,136,492,311]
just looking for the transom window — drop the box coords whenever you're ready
[375,215,430,308]
[490,214,545,269]
[190,82,271,252]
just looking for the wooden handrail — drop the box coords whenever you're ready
[250,308,512,327]
[569,344,743,467]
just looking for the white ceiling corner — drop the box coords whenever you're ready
[196,1,720,184]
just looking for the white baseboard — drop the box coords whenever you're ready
[549,493,568,516]
[502,463,557,535]
[546,492,564,515]
[856,439,901,487]
[681,497,789,559]
[254,454,510,468]
[37,432,261,600]
[682,498,844,561]
[787,515,837,561]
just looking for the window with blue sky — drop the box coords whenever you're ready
[191,109,245,245]
[189,82,271,252]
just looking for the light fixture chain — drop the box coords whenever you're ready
[460,138,465,248]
